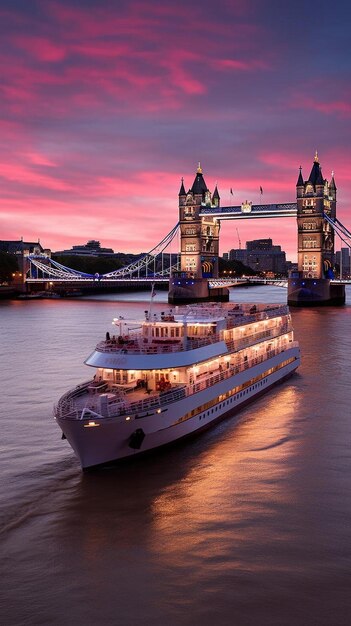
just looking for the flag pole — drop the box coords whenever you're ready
[148,281,156,320]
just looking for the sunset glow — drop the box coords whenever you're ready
[1,0,350,261]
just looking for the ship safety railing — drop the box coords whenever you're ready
[95,332,225,355]
[101,339,298,418]
[225,321,292,353]
[57,339,298,421]
[54,380,92,419]
[95,306,291,356]
[225,305,289,330]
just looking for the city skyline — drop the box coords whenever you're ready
[1,0,350,262]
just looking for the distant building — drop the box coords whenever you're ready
[228,248,247,263]
[0,239,47,256]
[335,248,350,278]
[227,238,288,275]
[54,240,115,257]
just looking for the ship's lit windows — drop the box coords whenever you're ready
[102,368,114,381]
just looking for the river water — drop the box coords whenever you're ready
[1,286,351,626]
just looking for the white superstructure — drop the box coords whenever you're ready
[54,302,300,469]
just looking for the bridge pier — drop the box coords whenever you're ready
[168,276,229,304]
[287,275,345,306]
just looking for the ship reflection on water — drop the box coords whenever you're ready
[51,377,350,625]
[53,386,308,613]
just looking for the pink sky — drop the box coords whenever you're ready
[1,0,350,262]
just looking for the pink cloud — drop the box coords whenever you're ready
[0,161,74,191]
[0,0,275,131]
[301,97,351,118]
[23,152,57,167]
[213,58,268,71]
[12,36,67,62]
[290,88,351,119]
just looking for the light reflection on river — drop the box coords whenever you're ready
[1,286,351,625]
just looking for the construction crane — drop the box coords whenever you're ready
[236,228,241,250]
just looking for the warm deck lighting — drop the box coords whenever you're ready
[84,421,100,428]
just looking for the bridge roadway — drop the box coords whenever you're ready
[24,276,288,290]
[25,276,249,291]
[25,277,169,285]
[25,277,244,289]
[25,277,170,293]
[22,276,351,296]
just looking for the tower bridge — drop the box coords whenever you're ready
[23,153,350,305]
[169,155,349,305]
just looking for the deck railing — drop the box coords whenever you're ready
[55,341,299,420]
[95,306,291,356]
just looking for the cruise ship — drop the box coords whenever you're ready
[54,303,300,469]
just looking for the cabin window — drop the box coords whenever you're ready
[102,369,114,381]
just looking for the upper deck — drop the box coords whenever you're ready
[85,303,290,370]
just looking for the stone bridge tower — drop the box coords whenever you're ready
[178,164,220,279]
[296,152,336,279]
[288,152,345,305]
[169,164,228,304]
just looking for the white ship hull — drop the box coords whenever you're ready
[56,346,300,469]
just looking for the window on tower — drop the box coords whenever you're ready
[303,198,315,207]
[185,257,196,271]
[184,207,195,219]
[302,221,316,230]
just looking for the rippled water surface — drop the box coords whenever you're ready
[1,287,351,625]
